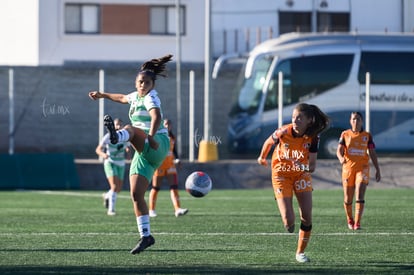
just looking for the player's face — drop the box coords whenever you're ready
[136,74,154,96]
[350,113,363,131]
[292,109,312,136]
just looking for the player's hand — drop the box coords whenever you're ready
[257,157,268,167]
[375,170,381,182]
[89,91,102,100]
[148,135,159,150]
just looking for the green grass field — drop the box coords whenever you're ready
[0,188,413,274]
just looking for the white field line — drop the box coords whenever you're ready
[30,190,271,200]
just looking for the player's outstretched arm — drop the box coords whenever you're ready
[89,91,128,104]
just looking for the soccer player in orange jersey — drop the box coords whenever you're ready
[257,103,329,263]
[337,112,381,230]
[149,119,188,218]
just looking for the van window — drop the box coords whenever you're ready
[231,55,273,115]
[358,52,414,84]
[264,54,353,111]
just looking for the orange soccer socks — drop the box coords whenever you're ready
[354,200,365,229]
[344,201,354,228]
[296,223,312,255]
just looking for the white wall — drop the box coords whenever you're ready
[0,0,39,66]
[350,0,402,32]
[0,0,411,66]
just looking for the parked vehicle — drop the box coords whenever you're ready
[226,32,414,158]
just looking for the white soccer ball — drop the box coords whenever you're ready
[185,171,212,198]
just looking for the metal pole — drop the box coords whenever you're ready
[204,0,211,140]
[311,0,317,32]
[365,72,370,133]
[99,69,105,161]
[189,70,195,162]
[9,68,14,155]
[175,0,182,155]
[278,71,283,129]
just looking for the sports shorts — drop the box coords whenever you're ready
[342,164,370,187]
[154,166,177,177]
[129,133,170,182]
[271,172,313,199]
[104,162,125,180]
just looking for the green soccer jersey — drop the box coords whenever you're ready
[99,134,129,166]
[126,90,168,135]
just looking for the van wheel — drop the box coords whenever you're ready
[319,129,343,159]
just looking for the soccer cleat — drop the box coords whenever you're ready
[130,235,155,254]
[296,253,310,263]
[175,208,188,217]
[102,193,109,209]
[353,223,361,230]
[347,219,355,230]
[107,210,116,216]
[149,210,157,218]
[103,115,118,144]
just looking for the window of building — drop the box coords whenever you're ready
[150,6,185,35]
[65,4,99,34]
[278,11,350,34]
[64,4,185,35]
[279,12,311,34]
[318,12,350,32]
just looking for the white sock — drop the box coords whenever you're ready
[117,129,130,142]
[108,190,116,212]
[137,215,150,237]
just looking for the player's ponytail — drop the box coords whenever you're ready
[139,54,173,80]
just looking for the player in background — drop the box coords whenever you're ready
[89,54,172,254]
[336,111,381,230]
[95,118,130,216]
[257,103,329,263]
[149,119,188,218]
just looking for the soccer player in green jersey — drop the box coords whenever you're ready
[95,118,130,216]
[89,55,172,254]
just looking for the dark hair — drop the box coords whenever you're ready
[139,54,173,80]
[351,111,363,119]
[295,103,330,137]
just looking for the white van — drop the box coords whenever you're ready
[226,32,414,158]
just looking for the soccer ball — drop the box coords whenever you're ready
[185,171,212,198]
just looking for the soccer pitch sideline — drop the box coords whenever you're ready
[0,189,413,275]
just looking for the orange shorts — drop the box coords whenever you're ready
[342,164,369,187]
[271,172,313,199]
[154,166,177,177]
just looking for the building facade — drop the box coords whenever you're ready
[1,0,413,66]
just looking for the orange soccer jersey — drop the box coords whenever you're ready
[339,129,375,185]
[154,136,177,177]
[339,129,375,168]
[270,124,318,198]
